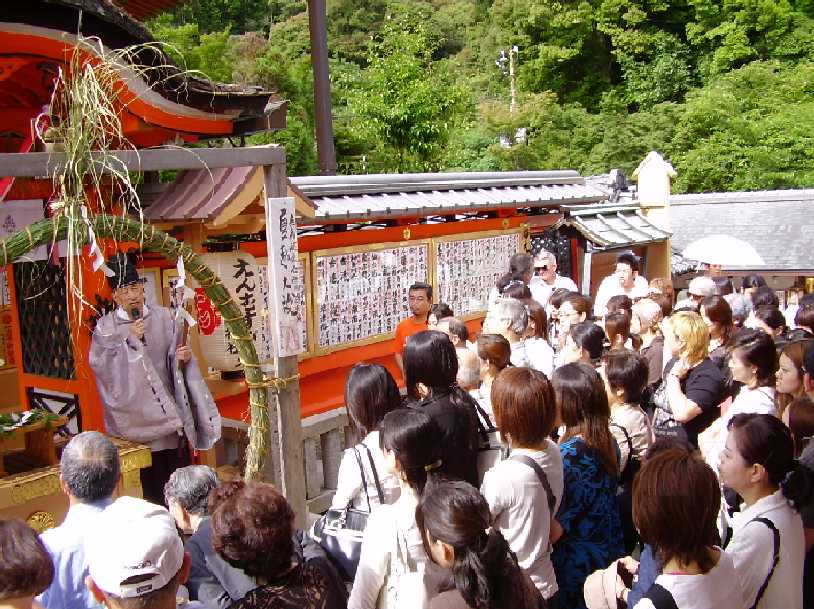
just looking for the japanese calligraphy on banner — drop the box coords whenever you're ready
[265,196,304,357]
[258,254,309,360]
[192,252,267,371]
[435,231,524,317]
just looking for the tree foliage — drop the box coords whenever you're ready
[148,0,814,192]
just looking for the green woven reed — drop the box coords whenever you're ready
[1,214,269,481]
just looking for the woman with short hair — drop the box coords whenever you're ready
[481,367,563,603]
[551,362,623,609]
[719,413,813,609]
[653,311,725,448]
[211,481,347,609]
[562,322,605,367]
[331,363,402,511]
[475,334,512,424]
[631,298,664,388]
[522,299,554,377]
[0,519,53,609]
[620,449,742,608]
[417,479,545,609]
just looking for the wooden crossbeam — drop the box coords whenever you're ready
[0,145,286,177]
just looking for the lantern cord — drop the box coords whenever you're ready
[230,334,253,341]
[221,313,245,323]
[214,296,234,308]
[240,361,262,368]
[1,240,7,265]
[25,226,34,250]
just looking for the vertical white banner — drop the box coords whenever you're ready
[265,196,304,357]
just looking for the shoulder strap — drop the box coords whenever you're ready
[610,421,633,454]
[360,443,385,505]
[747,517,781,609]
[352,446,373,513]
[645,583,678,609]
[510,454,555,512]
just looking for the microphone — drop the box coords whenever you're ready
[130,307,146,344]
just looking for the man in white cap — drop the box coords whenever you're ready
[85,496,204,609]
[529,250,577,308]
[675,275,716,311]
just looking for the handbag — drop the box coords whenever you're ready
[651,362,690,444]
[311,444,384,582]
[473,399,508,483]
[377,522,428,609]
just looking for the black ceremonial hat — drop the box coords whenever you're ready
[106,253,145,290]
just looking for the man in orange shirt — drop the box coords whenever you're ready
[394,282,432,375]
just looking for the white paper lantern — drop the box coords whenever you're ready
[191,252,266,372]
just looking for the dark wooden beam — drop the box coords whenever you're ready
[0,145,286,177]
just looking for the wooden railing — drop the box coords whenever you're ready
[301,407,351,514]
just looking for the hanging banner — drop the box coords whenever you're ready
[191,252,267,372]
[265,196,304,357]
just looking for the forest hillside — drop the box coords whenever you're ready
[150,0,814,192]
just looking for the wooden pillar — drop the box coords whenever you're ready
[262,160,307,526]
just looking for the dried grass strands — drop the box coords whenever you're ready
[0,214,270,481]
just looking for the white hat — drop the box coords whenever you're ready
[688,275,716,298]
[87,496,184,599]
[534,251,556,268]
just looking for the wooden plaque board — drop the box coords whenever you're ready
[432,228,526,320]
[311,240,431,354]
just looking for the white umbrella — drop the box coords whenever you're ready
[681,235,765,267]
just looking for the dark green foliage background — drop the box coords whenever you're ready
[150,0,814,192]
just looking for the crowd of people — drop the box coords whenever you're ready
[4,250,814,609]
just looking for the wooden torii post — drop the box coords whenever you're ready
[0,145,308,524]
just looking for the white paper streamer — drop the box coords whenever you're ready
[81,206,114,277]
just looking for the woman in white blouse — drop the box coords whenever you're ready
[480,366,563,603]
[699,329,777,470]
[718,413,812,609]
[349,408,444,609]
[331,364,402,511]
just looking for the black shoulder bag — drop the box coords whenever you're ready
[510,454,556,513]
[311,443,384,582]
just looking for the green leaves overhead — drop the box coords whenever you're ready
[148,0,814,191]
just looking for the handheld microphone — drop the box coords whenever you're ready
[130,307,146,344]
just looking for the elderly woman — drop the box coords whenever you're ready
[632,298,664,388]
[653,311,725,448]
[211,481,347,609]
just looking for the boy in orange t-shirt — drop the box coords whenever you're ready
[394,282,432,375]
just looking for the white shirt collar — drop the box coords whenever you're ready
[115,303,150,321]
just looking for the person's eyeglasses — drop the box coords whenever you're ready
[536,265,548,271]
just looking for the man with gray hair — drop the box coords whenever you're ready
[164,466,254,609]
[482,297,530,367]
[38,431,120,609]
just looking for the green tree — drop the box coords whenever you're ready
[346,6,468,170]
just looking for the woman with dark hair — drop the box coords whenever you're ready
[752,305,786,341]
[700,329,777,470]
[786,396,814,609]
[481,367,563,603]
[331,364,401,511]
[700,296,735,365]
[417,480,545,609]
[619,450,741,608]
[350,409,444,609]
[558,294,591,342]
[562,322,605,366]
[522,299,554,377]
[742,274,768,301]
[491,254,534,306]
[719,413,813,608]
[713,276,735,296]
[501,282,532,299]
[211,481,346,609]
[784,396,814,457]
[428,303,454,329]
[550,363,623,609]
[0,519,53,608]
[776,340,814,416]
[604,311,631,351]
[794,304,814,338]
[475,334,511,423]
[404,331,480,486]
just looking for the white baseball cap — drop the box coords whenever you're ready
[534,251,556,268]
[87,496,184,599]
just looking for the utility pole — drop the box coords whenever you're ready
[509,45,517,116]
[307,0,337,175]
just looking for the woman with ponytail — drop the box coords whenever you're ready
[718,413,814,608]
[417,479,545,609]
[349,408,444,609]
